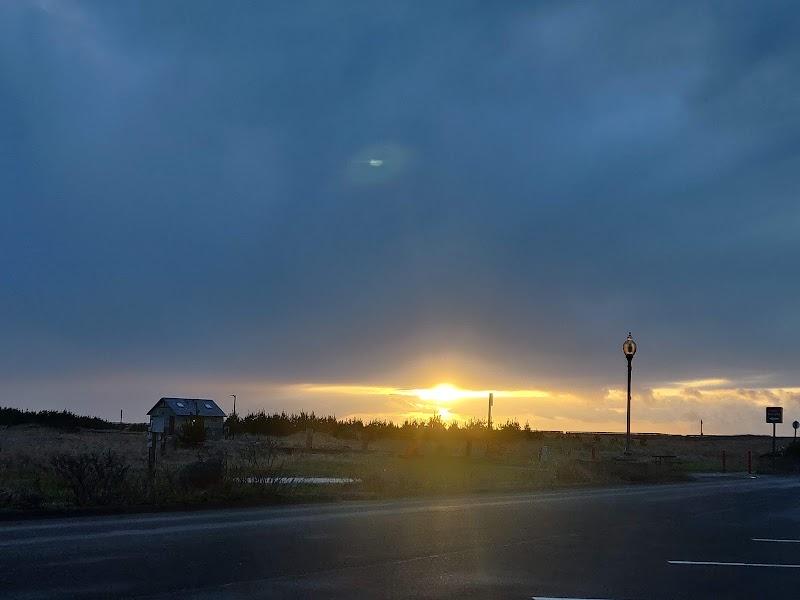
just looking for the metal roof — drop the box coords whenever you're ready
[147,398,226,417]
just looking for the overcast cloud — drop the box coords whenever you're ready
[2,1,800,432]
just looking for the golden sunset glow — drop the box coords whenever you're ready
[273,374,800,434]
[287,381,552,424]
[672,378,731,388]
[291,382,551,402]
[413,383,478,402]
[273,371,800,435]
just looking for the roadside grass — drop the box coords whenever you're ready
[0,425,781,515]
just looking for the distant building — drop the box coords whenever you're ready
[147,397,226,439]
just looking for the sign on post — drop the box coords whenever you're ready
[766,407,783,423]
[766,407,783,458]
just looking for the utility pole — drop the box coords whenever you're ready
[120,409,123,425]
[700,419,703,437]
[487,393,493,431]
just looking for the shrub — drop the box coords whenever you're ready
[237,438,280,469]
[178,418,206,447]
[50,451,130,506]
[229,439,293,493]
[0,484,45,510]
[179,456,224,489]
[13,487,45,509]
[784,441,800,459]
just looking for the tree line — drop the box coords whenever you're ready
[226,410,541,441]
[0,406,147,431]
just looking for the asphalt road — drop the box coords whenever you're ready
[3,476,800,599]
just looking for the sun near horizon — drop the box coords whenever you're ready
[415,383,479,420]
[413,383,483,403]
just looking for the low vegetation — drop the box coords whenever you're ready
[50,450,131,506]
[0,406,787,516]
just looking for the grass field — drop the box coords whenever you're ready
[0,424,786,515]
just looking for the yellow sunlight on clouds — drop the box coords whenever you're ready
[292,382,550,402]
[290,382,552,422]
[284,376,800,434]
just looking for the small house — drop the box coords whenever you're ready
[147,397,226,439]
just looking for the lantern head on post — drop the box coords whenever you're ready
[622,332,637,361]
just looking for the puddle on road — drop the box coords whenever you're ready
[241,476,361,485]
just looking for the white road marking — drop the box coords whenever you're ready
[532,597,613,600]
[669,560,800,568]
[752,538,800,543]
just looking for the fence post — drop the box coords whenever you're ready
[147,430,155,472]
[305,428,313,450]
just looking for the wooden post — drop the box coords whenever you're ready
[148,430,155,472]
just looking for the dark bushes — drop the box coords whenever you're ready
[179,457,224,489]
[0,483,45,510]
[50,451,130,506]
[783,441,800,459]
[178,418,206,447]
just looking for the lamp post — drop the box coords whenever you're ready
[622,332,637,455]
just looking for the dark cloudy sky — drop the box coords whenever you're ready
[2,1,800,433]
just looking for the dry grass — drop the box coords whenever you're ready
[0,425,785,514]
